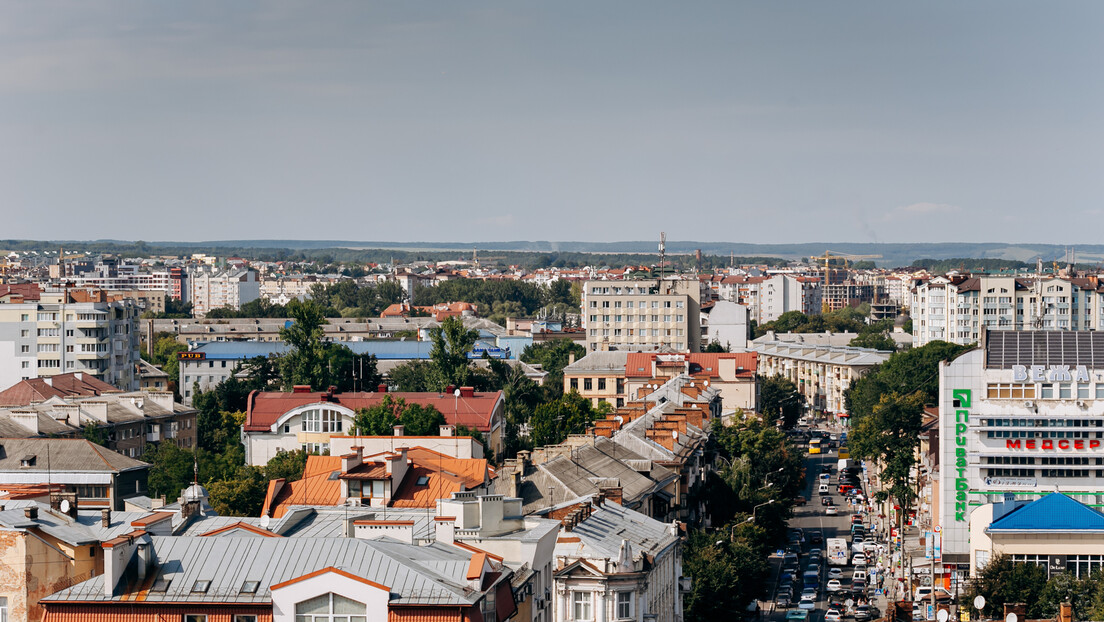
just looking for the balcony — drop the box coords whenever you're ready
[147,431,161,442]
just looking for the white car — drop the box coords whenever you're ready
[852,553,867,566]
[798,596,817,610]
[826,579,842,592]
[825,609,843,622]
[828,567,843,580]
[825,506,839,516]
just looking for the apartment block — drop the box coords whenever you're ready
[0,287,140,392]
[189,266,260,317]
[912,275,1104,346]
[581,279,701,352]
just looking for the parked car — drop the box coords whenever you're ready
[810,532,824,546]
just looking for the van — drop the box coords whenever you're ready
[853,569,867,582]
[819,483,830,494]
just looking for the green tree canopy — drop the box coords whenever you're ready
[758,375,805,428]
[429,316,479,389]
[528,391,598,447]
[520,338,586,396]
[265,449,309,482]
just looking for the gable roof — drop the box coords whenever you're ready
[988,493,1104,532]
[244,390,503,433]
[0,438,148,473]
[0,373,121,407]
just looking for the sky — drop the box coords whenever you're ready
[2,2,1102,245]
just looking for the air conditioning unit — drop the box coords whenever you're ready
[1024,401,1035,409]
[1077,400,1087,408]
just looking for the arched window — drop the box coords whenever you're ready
[301,408,344,433]
[295,593,366,622]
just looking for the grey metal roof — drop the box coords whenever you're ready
[0,505,153,545]
[0,438,148,473]
[43,536,496,606]
[749,340,891,367]
[561,497,678,560]
[563,351,630,374]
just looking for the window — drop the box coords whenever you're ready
[617,592,632,619]
[584,378,592,391]
[184,616,207,622]
[570,379,578,391]
[234,616,258,622]
[573,591,593,621]
[986,384,1036,399]
[598,378,606,390]
[481,588,496,621]
[347,479,385,499]
[302,408,343,433]
[295,592,367,622]
[240,580,260,594]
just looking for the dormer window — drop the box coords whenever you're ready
[20,455,35,468]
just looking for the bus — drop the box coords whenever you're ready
[808,438,822,454]
[837,446,850,460]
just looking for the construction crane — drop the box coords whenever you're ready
[472,248,506,268]
[809,251,883,269]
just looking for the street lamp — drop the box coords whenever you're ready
[747,499,775,524]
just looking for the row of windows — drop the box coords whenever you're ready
[984,418,1104,428]
[589,328,683,337]
[572,591,633,620]
[986,383,1104,400]
[985,468,1099,478]
[569,377,626,393]
[302,408,344,433]
[590,299,683,309]
[988,456,1098,465]
[985,431,1098,439]
[588,314,685,323]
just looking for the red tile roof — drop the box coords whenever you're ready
[624,352,757,379]
[244,390,503,433]
[0,372,122,407]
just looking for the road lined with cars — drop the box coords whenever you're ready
[767,428,887,622]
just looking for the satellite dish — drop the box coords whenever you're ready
[974,596,986,611]
[1006,614,1018,622]
[60,499,70,513]
[938,610,949,622]
[454,389,461,397]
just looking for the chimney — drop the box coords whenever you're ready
[102,509,112,528]
[378,384,388,393]
[343,446,364,473]
[439,424,455,437]
[460,386,475,398]
[136,542,151,582]
[83,401,109,423]
[599,486,623,506]
[1060,602,1073,622]
[393,425,404,437]
[568,353,576,365]
[11,411,39,435]
[446,385,456,395]
[24,506,38,520]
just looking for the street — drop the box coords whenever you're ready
[763,441,894,622]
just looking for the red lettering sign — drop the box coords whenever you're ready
[1076,440,1085,450]
[1093,440,1101,449]
[1027,440,1037,450]
[1006,440,1021,449]
[1059,440,1070,449]
[1043,440,1054,450]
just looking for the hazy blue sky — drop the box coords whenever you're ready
[2,2,1101,244]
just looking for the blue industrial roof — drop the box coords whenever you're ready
[191,339,506,360]
[988,493,1104,532]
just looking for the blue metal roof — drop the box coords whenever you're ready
[989,493,1104,532]
[190,339,506,360]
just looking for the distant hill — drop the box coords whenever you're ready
[3,239,1100,269]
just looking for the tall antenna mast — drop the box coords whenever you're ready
[658,232,666,277]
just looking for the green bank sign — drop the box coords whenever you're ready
[952,389,970,522]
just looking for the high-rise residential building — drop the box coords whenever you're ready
[912,275,1104,346]
[759,274,822,321]
[0,286,140,391]
[581,279,701,352]
[189,266,260,317]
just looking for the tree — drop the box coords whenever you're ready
[400,403,447,436]
[849,331,897,351]
[206,466,267,517]
[849,391,925,514]
[388,359,443,392]
[845,340,972,422]
[758,375,805,428]
[265,449,309,482]
[683,530,770,622]
[429,316,478,389]
[353,395,446,437]
[145,441,198,500]
[704,339,730,353]
[278,299,332,390]
[82,423,109,447]
[528,391,598,447]
[962,555,1049,619]
[520,339,586,396]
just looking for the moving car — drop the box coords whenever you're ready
[822,496,834,506]
[827,579,842,592]
[825,610,842,622]
[854,605,873,621]
[810,532,824,546]
[776,593,792,609]
[852,553,867,566]
[798,595,817,610]
[825,505,839,516]
[786,610,810,622]
[828,567,843,580]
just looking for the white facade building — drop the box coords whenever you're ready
[189,267,260,317]
[759,274,822,323]
[912,275,1104,347]
[582,279,702,353]
[938,330,1104,573]
[0,290,140,391]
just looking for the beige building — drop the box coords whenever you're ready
[563,351,630,408]
[750,339,890,417]
[189,266,260,317]
[581,279,702,353]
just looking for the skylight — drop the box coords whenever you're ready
[150,578,172,592]
[191,580,211,593]
[240,580,260,594]
[416,476,430,486]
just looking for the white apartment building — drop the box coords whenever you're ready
[759,274,822,322]
[189,266,261,317]
[581,279,701,352]
[750,339,890,418]
[259,275,336,305]
[0,289,140,391]
[912,275,1104,347]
